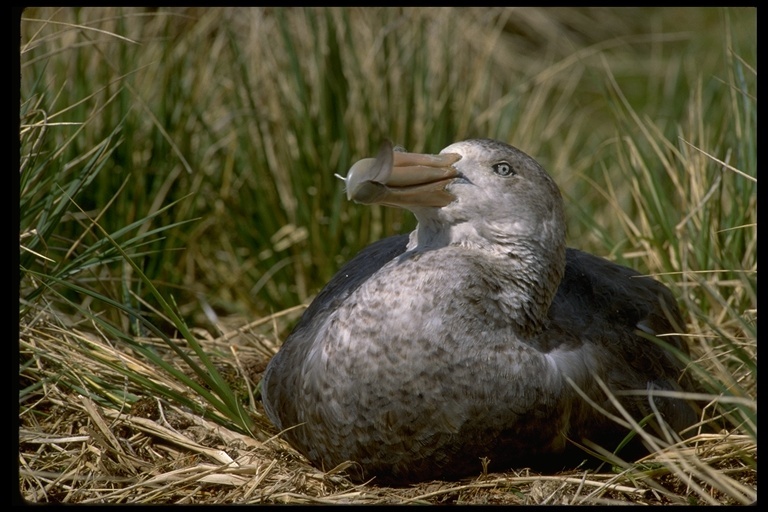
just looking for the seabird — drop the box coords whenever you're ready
[261,139,697,485]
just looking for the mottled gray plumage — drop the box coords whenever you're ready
[261,139,697,485]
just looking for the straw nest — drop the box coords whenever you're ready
[19,308,755,505]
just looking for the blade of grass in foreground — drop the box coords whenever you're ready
[78,199,256,434]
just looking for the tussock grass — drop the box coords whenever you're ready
[19,7,755,504]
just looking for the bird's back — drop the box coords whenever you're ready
[543,249,697,460]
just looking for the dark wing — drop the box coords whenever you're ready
[548,248,698,455]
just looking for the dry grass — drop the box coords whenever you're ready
[19,308,756,505]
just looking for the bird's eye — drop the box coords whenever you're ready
[492,162,516,177]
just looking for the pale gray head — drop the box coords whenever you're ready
[347,138,566,257]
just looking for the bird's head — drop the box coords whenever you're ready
[346,139,566,254]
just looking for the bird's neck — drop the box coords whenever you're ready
[408,225,565,336]
[467,240,565,335]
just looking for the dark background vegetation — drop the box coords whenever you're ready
[20,8,755,329]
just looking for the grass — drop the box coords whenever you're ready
[18,7,755,504]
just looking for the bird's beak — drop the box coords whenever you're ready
[345,140,461,208]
